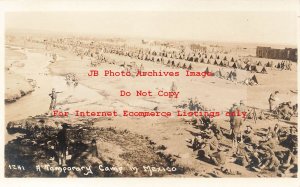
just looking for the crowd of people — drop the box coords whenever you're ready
[8,36,296,177]
[189,100,297,176]
[268,91,297,120]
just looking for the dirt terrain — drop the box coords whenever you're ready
[5,47,36,103]
[6,117,188,177]
[5,36,298,178]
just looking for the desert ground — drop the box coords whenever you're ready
[5,33,297,177]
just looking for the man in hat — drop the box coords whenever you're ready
[90,139,99,157]
[208,122,223,140]
[243,125,254,144]
[273,123,282,140]
[193,97,199,111]
[197,115,210,130]
[198,129,219,160]
[235,143,250,166]
[189,98,194,111]
[278,101,294,120]
[257,147,280,173]
[237,100,247,133]
[282,147,297,174]
[266,126,279,144]
[230,102,244,151]
[203,128,219,152]
[57,123,69,166]
[260,133,276,150]
[229,103,238,130]
[192,135,202,151]
[198,143,212,161]
[238,100,247,113]
[37,119,51,138]
[268,91,279,112]
[210,146,226,166]
[48,88,63,115]
[281,127,297,149]
[248,145,262,171]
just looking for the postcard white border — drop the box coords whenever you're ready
[0,0,299,187]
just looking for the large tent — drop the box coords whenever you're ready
[241,63,250,70]
[251,74,258,84]
[256,66,268,74]
[214,60,218,65]
[229,62,238,69]
[204,67,210,73]
[266,61,273,67]
[252,65,258,72]
[219,60,224,66]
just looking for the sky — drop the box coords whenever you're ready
[5,11,297,45]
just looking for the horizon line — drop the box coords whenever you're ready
[5,28,297,48]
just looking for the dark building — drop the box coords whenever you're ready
[190,44,207,52]
[256,46,297,62]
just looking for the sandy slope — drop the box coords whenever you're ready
[5,48,35,103]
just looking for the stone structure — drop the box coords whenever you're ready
[256,46,297,62]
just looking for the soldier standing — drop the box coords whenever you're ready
[230,102,245,151]
[52,53,57,63]
[268,91,279,112]
[57,123,69,166]
[229,103,238,130]
[48,88,62,115]
[239,100,247,113]
[170,81,177,99]
[188,98,194,111]
[90,139,99,157]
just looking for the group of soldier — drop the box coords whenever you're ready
[175,97,208,111]
[275,60,292,71]
[38,37,298,176]
[190,98,297,176]
[268,91,297,120]
[65,73,79,87]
